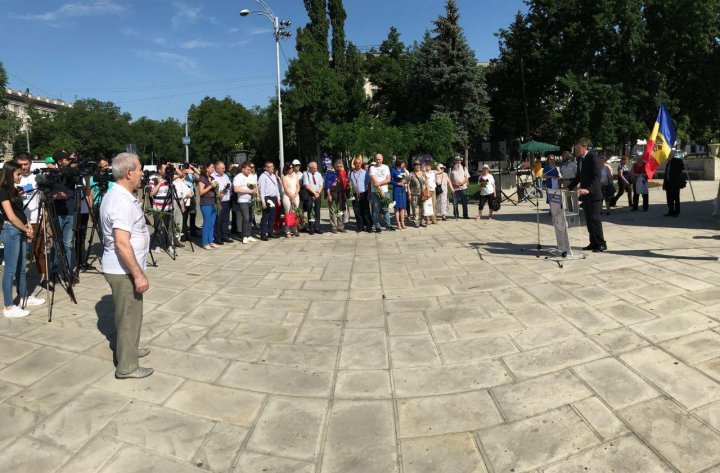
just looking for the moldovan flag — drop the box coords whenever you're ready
[643,104,676,180]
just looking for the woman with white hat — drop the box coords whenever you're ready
[476,164,498,220]
[434,163,453,221]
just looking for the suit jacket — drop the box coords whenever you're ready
[663,157,685,188]
[569,150,603,201]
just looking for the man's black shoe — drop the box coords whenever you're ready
[582,244,597,251]
[315,229,324,234]
[663,213,673,217]
[385,226,396,231]
[222,238,233,243]
[260,235,269,241]
[672,213,679,217]
[214,240,224,245]
[366,228,373,233]
[593,244,608,253]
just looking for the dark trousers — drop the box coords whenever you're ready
[632,192,648,211]
[453,189,468,218]
[153,212,174,249]
[76,212,90,266]
[235,202,252,238]
[582,198,605,247]
[214,201,231,242]
[352,193,372,230]
[260,205,276,236]
[182,198,198,236]
[305,197,322,231]
[666,187,681,215]
[612,182,633,207]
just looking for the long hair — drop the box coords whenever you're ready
[0,161,21,197]
[283,163,293,176]
[200,162,213,180]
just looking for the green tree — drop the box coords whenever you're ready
[409,0,490,164]
[0,62,21,156]
[188,96,255,163]
[130,117,184,163]
[365,27,412,124]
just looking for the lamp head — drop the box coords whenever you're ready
[239,9,251,16]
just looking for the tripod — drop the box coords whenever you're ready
[82,181,109,271]
[148,178,194,261]
[29,190,78,322]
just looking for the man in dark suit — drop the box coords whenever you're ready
[569,137,607,252]
[662,155,685,216]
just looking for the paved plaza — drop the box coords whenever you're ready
[2,181,720,473]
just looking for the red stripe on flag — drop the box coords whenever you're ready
[645,156,660,180]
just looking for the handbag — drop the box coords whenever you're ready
[490,195,501,212]
[421,185,430,202]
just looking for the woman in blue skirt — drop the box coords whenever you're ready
[391,160,407,230]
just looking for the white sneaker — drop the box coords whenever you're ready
[4,306,29,318]
[23,296,46,307]
[153,246,162,253]
[247,237,258,242]
[242,237,249,244]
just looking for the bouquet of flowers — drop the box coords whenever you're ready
[329,200,344,218]
[374,186,393,210]
[247,183,262,215]
[292,203,306,227]
[347,181,355,202]
[215,183,230,209]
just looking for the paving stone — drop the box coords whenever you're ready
[384,297,439,313]
[0,378,22,402]
[697,358,720,382]
[189,336,266,361]
[0,346,76,386]
[684,287,720,306]
[393,360,512,397]
[510,322,583,350]
[590,328,650,354]
[620,346,720,409]
[452,317,524,339]
[478,406,599,473]
[542,435,673,473]
[503,338,607,379]
[103,445,205,473]
[261,344,338,370]
[20,324,103,352]
[334,369,392,399]
[507,304,561,327]
[8,354,110,415]
[233,452,314,473]
[230,323,298,343]
[0,436,69,473]
[572,396,629,439]
[0,335,39,364]
[401,433,487,473]
[658,330,720,364]
[598,301,656,325]
[247,395,327,462]
[0,403,40,449]
[30,388,130,450]
[56,435,125,473]
[165,380,265,426]
[104,401,214,461]
[630,311,717,342]
[320,400,398,473]
[491,370,592,421]
[306,300,347,321]
[572,357,660,409]
[387,314,430,336]
[638,296,703,317]
[295,321,343,346]
[397,390,502,437]
[437,334,518,363]
[619,397,720,473]
[141,346,228,383]
[339,328,388,369]
[389,335,441,368]
[192,423,247,472]
[151,323,210,350]
[524,283,581,306]
[557,305,620,333]
[218,361,333,397]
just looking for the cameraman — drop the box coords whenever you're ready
[88,158,114,245]
[148,163,182,251]
[50,151,78,275]
[181,163,199,240]
[15,152,46,287]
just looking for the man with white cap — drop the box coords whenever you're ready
[292,159,303,184]
[449,156,470,219]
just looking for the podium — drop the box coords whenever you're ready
[545,188,585,266]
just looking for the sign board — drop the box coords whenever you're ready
[182,136,191,145]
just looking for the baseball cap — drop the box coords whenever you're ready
[52,150,69,162]
[482,164,490,169]
[44,156,55,164]
[292,159,301,165]
[437,163,445,169]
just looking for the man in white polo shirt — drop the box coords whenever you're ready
[100,152,153,379]
[369,153,395,232]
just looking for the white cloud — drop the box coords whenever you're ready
[171,2,201,28]
[11,0,124,21]
[180,39,216,49]
[153,37,168,45]
[247,26,273,36]
[136,50,198,72]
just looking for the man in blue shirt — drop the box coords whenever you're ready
[349,157,372,232]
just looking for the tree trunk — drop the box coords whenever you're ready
[464,147,469,172]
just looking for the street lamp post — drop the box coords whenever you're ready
[240,1,292,171]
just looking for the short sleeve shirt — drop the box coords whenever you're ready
[233,173,252,204]
[0,188,28,225]
[100,185,149,275]
[478,174,496,195]
[19,174,39,223]
[369,164,390,193]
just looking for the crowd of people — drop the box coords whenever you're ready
[144,153,500,250]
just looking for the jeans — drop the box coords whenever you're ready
[54,214,74,272]
[352,193,372,230]
[214,200,231,242]
[452,189,468,218]
[200,205,217,246]
[371,189,393,229]
[2,223,27,307]
[260,204,277,236]
[235,202,252,238]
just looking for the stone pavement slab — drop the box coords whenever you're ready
[2,181,720,472]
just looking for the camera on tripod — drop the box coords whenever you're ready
[33,168,65,193]
[94,168,114,193]
[164,163,177,183]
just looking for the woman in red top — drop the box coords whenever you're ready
[631,156,649,211]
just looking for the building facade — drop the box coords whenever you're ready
[2,88,72,159]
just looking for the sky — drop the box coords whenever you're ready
[0,0,527,121]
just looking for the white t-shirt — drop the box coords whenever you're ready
[233,173,252,204]
[450,165,470,190]
[211,172,232,202]
[478,174,496,196]
[369,164,390,193]
[173,179,193,206]
[100,185,149,275]
[19,174,39,224]
[425,170,437,189]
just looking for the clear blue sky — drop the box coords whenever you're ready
[1,0,526,121]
